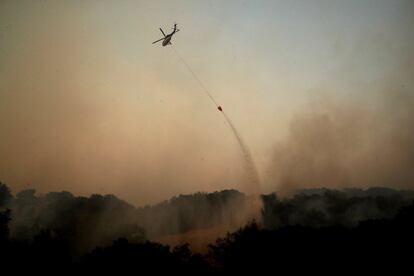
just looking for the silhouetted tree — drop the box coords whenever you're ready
[0,183,12,242]
[0,182,13,209]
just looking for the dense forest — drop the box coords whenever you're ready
[1,182,413,274]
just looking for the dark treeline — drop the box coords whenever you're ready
[1,182,414,274]
[2,183,250,254]
[262,187,414,228]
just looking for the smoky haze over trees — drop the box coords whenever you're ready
[1,181,414,273]
[1,1,413,274]
[265,89,414,195]
[7,185,256,254]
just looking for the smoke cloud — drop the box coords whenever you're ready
[266,82,414,195]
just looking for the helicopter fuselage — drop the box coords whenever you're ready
[162,35,172,46]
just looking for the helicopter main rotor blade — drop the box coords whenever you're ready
[152,37,164,44]
[159,28,166,37]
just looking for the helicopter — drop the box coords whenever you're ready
[152,24,223,112]
[152,23,180,46]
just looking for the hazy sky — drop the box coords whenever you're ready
[1,0,413,205]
